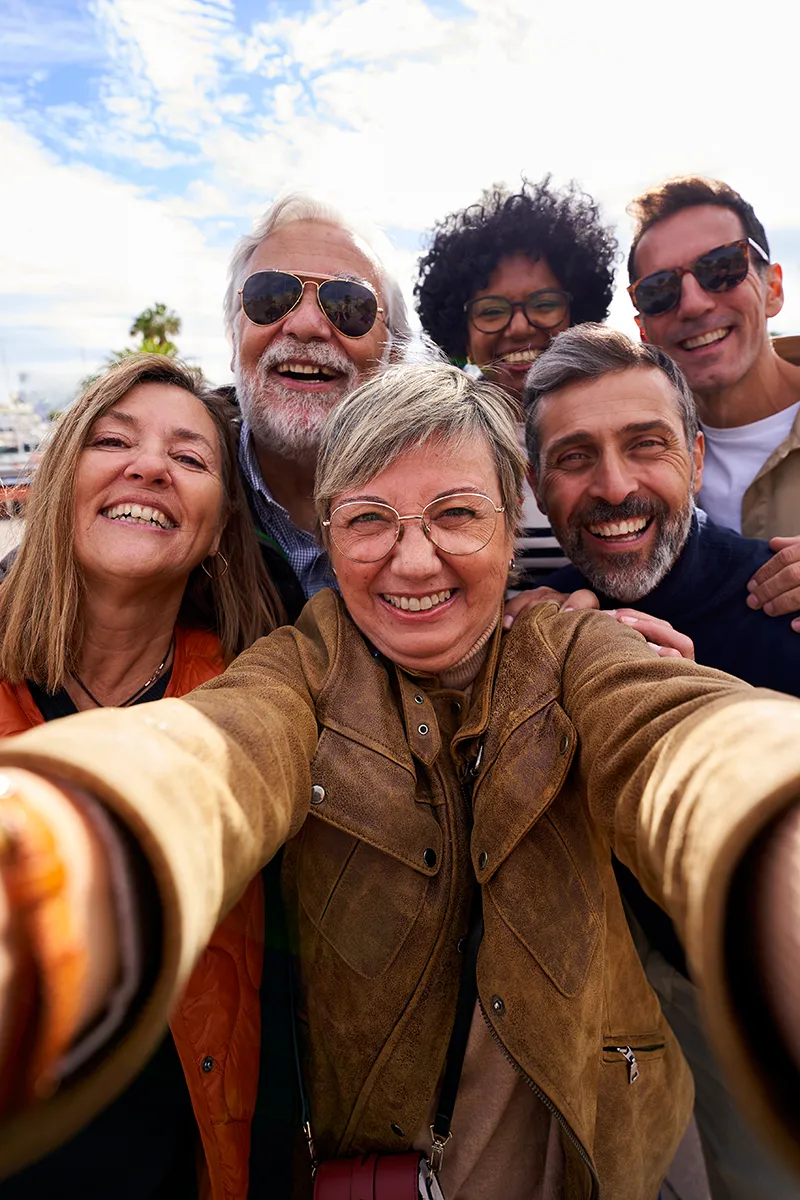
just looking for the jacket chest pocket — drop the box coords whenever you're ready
[296,818,432,978]
[295,729,441,979]
[488,798,604,997]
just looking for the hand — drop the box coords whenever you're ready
[753,804,800,1070]
[606,609,695,660]
[503,587,600,631]
[746,536,800,631]
[0,770,118,1092]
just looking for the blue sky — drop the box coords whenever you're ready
[3,0,799,403]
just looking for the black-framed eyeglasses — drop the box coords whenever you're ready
[238,269,384,339]
[322,492,506,563]
[464,289,571,334]
[628,238,769,318]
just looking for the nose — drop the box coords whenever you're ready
[123,442,171,487]
[676,272,715,321]
[390,520,442,578]
[587,453,638,507]
[505,306,539,342]
[280,282,333,342]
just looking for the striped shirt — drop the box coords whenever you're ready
[237,421,336,600]
[515,427,568,586]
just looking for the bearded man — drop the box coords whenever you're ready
[223,193,411,618]
[524,322,800,1200]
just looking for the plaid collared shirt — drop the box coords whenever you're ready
[238,421,337,600]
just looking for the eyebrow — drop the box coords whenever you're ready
[99,410,217,453]
[340,486,486,505]
[546,420,676,456]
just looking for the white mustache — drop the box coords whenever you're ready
[256,335,358,381]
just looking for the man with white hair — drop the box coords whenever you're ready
[222,192,411,618]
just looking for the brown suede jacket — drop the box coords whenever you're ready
[2,591,800,1197]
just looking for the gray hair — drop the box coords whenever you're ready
[314,362,526,534]
[523,324,699,475]
[223,190,412,348]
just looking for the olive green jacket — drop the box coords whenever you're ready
[2,592,800,1197]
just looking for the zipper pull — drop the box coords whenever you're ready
[614,1046,639,1084]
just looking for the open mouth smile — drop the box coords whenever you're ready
[381,589,454,613]
[498,348,544,369]
[274,360,342,383]
[585,516,653,544]
[101,503,177,529]
[679,327,731,352]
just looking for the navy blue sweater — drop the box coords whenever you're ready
[544,511,800,695]
[545,512,800,975]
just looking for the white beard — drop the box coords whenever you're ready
[234,336,361,460]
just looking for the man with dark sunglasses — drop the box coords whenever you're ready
[626,176,800,629]
[221,191,411,621]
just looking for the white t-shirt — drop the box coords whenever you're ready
[699,401,800,533]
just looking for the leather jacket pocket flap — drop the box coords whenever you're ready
[472,702,576,881]
[309,728,443,875]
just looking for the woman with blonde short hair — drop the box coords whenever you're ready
[1,363,800,1200]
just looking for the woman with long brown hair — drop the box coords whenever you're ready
[0,353,281,1198]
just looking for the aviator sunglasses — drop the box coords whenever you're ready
[628,238,769,318]
[238,269,384,339]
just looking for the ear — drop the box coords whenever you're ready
[634,314,649,343]
[765,262,784,320]
[691,430,704,496]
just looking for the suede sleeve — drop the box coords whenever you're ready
[0,591,339,1177]
[536,604,800,1163]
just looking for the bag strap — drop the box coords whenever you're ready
[428,887,483,1172]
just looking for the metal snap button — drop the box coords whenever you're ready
[202,1056,214,1072]
[451,700,462,714]
[559,733,570,754]
[491,996,505,1015]
[478,850,488,870]
[413,694,425,705]
[423,847,437,868]
[311,785,326,805]
[418,724,429,735]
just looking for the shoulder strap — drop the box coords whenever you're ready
[430,889,482,1155]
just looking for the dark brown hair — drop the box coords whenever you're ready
[627,176,770,283]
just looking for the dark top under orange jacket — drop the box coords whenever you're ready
[0,626,264,1200]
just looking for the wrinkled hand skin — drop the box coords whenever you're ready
[754,805,800,1069]
[747,536,800,631]
[503,592,695,660]
[503,587,599,630]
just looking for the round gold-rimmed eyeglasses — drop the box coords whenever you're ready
[322,492,506,563]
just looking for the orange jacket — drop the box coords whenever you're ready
[0,626,263,1200]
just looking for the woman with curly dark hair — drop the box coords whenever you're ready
[416,177,618,584]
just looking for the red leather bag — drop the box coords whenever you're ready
[313,1152,423,1200]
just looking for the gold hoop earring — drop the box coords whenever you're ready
[202,551,229,580]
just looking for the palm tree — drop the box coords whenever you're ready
[129,304,181,352]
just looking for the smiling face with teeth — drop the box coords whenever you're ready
[328,436,514,675]
[73,382,226,589]
[465,253,571,399]
[234,220,390,461]
[534,367,703,601]
[633,206,784,414]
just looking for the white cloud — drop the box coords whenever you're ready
[0,120,233,399]
[4,0,800,403]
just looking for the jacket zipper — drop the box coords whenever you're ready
[602,1042,665,1085]
[479,999,600,1199]
[461,740,599,1196]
